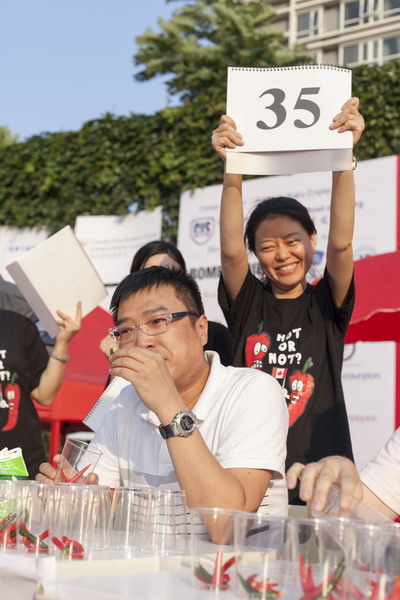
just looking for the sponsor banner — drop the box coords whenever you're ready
[178,155,398,465]
[0,226,49,281]
[342,341,396,469]
[74,208,162,285]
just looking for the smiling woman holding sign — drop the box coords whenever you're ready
[212,97,365,505]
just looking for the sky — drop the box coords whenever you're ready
[0,0,179,141]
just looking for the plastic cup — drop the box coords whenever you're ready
[291,517,350,599]
[108,487,188,557]
[54,438,102,484]
[234,513,294,599]
[15,481,54,556]
[346,520,400,598]
[24,482,112,558]
[311,484,391,523]
[189,507,240,596]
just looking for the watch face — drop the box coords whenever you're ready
[180,415,194,432]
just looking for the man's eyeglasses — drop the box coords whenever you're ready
[109,311,200,345]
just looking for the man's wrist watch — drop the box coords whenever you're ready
[159,411,198,439]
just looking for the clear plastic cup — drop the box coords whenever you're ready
[311,484,391,523]
[291,517,352,598]
[346,520,400,598]
[54,438,102,484]
[234,513,294,599]
[189,507,240,596]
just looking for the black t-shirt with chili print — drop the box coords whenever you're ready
[218,268,354,504]
[0,310,49,478]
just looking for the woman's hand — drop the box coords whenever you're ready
[54,301,82,344]
[211,115,244,161]
[329,96,365,148]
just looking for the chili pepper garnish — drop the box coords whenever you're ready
[193,553,236,589]
[39,529,50,540]
[52,536,66,551]
[299,557,345,600]
[60,469,70,483]
[19,525,49,551]
[387,574,400,600]
[68,464,91,483]
[238,573,282,597]
[60,463,91,483]
[0,512,17,531]
[51,535,85,559]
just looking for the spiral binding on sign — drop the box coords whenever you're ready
[230,64,350,73]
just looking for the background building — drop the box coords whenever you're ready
[271,0,400,66]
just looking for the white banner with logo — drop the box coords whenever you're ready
[178,155,398,467]
[0,226,49,281]
[74,208,163,285]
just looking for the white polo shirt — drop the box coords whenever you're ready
[92,351,289,516]
[360,427,400,517]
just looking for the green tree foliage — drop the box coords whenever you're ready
[352,62,400,158]
[135,0,310,103]
[0,126,19,148]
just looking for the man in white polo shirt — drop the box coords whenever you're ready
[39,267,288,515]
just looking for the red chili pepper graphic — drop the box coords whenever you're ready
[245,322,271,370]
[2,373,21,432]
[287,358,314,427]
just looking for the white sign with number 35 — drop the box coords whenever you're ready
[226,66,353,175]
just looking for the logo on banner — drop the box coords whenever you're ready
[354,246,376,260]
[189,218,215,245]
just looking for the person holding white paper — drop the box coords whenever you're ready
[211,97,365,504]
[0,303,81,478]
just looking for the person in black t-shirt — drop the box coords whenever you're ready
[211,97,365,504]
[100,241,233,367]
[0,304,81,478]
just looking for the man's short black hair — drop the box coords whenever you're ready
[110,266,205,322]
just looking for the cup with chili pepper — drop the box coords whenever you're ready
[188,507,242,594]
[15,481,54,556]
[234,513,294,599]
[54,438,103,484]
[291,516,351,600]
[0,480,18,552]
[346,520,400,599]
[49,483,111,555]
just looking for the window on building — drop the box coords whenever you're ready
[343,44,359,64]
[344,0,379,27]
[384,0,400,17]
[383,35,400,61]
[297,10,319,38]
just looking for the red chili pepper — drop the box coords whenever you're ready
[39,529,49,540]
[0,512,17,531]
[288,357,315,427]
[211,551,227,589]
[60,469,70,483]
[52,536,66,551]
[245,323,271,370]
[2,373,21,431]
[388,575,400,600]
[68,463,91,483]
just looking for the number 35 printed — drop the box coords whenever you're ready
[257,87,321,130]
